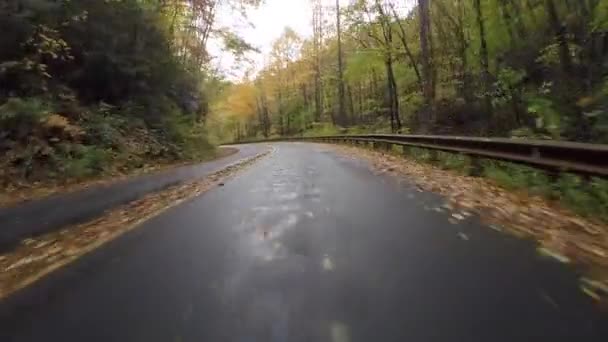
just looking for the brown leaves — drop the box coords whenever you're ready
[0,150,270,300]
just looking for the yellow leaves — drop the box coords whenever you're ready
[577,96,594,108]
[44,114,70,129]
[211,82,258,121]
[43,114,84,140]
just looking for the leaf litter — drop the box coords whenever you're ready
[0,147,240,208]
[330,144,608,304]
[0,149,271,300]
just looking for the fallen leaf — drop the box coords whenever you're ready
[581,285,602,301]
[452,213,465,221]
[0,150,271,300]
[458,232,470,241]
[538,247,571,264]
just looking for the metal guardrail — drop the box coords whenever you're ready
[233,134,608,177]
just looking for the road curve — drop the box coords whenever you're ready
[0,143,606,341]
[0,144,265,251]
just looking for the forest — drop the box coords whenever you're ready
[212,0,608,144]
[1,0,608,193]
[0,0,258,188]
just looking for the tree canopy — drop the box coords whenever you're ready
[212,0,608,143]
[0,0,259,184]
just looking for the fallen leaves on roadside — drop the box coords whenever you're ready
[0,149,270,300]
[330,144,608,304]
[0,147,240,208]
[580,278,608,302]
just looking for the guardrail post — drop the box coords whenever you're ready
[428,149,438,162]
[468,156,484,177]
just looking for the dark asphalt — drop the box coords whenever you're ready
[0,144,265,250]
[0,143,606,341]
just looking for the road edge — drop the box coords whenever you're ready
[0,147,272,301]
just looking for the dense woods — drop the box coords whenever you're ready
[0,0,258,186]
[213,0,608,144]
[2,0,608,192]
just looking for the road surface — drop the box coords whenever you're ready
[0,143,606,341]
[0,144,264,251]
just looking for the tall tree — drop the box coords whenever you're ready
[418,0,434,124]
[474,0,493,122]
[544,0,573,74]
[389,2,423,94]
[336,0,348,126]
[312,0,324,122]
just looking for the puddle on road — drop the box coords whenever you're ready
[322,254,335,272]
[330,322,351,342]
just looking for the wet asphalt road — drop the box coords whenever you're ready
[0,145,264,250]
[1,143,607,341]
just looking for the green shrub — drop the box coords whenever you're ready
[436,152,470,173]
[408,147,435,163]
[555,174,608,221]
[401,148,608,221]
[82,111,126,148]
[0,97,52,141]
[62,146,109,179]
[482,160,552,195]
[164,115,214,160]
[303,123,341,137]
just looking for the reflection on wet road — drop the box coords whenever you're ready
[0,143,607,341]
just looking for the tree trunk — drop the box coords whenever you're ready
[457,0,473,104]
[260,91,271,137]
[418,0,434,124]
[498,0,516,47]
[358,81,364,122]
[390,3,423,93]
[314,73,322,122]
[371,69,379,99]
[545,0,573,75]
[300,83,309,107]
[385,55,401,133]
[312,0,323,122]
[508,0,527,39]
[278,88,285,136]
[347,84,356,124]
[335,0,347,127]
[474,0,493,123]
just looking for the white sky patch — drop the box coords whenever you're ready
[208,0,353,80]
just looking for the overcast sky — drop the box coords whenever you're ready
[209,0,351,80]
[208,0,415,80]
